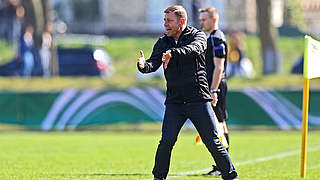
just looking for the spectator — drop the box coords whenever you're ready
[291,55,303,74]
[22,25,34,78]
[39,26,52,78]
[3,0,21,44]
[227,31,254,78]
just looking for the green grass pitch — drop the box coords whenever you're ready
[0,130,319,180]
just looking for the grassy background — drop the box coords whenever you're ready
[101,35,306,80]
[1,75,320,92]
[0,130,319,180]
[0,41,15,65]
[0,35,319,91]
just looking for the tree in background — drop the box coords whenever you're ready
[256,0,281,74]
[21,0,58,76]
[283,0,305,29]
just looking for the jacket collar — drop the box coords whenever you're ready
[165,25,193,42]
[210,29,218,36]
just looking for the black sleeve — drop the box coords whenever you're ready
[211,37,226,59]
[137,38,165,73]
[170,30,207,61]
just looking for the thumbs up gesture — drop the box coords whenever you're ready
[138,50,145,69]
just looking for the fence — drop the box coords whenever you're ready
[0,87,319,130]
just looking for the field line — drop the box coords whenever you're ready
[308,163,320,170]
[144,145,320,179]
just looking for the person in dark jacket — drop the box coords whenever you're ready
[137,5,238,180]
[199,7,232,176]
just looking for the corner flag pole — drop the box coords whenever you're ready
[300,35,320,178]
[300,78,309,178]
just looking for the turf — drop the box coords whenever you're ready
[0,130,319,180]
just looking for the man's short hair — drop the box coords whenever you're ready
[199,8,219,20]
[164,5,188,21]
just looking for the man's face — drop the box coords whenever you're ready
[164,12,182,39]
[199,12,214,33]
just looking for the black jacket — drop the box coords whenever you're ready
[138,26,212,104]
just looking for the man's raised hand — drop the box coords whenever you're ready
[162,50,172,69]
[138,50,145,69]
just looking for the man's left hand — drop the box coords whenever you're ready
[162,50,172,69]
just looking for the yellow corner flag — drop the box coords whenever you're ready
[304,35,320,79]
[195,117,229,149]
[301,35,320,178]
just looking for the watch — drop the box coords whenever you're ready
[210,89,220,93]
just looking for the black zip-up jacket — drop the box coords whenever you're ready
[138,26,212,104]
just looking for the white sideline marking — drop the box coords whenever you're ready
[144,145,320,179]
[308,163,320,170]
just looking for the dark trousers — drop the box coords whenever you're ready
[152,101,237,180]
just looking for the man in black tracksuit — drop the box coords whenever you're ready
[137,5,237,180]
[199,8,231,175]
